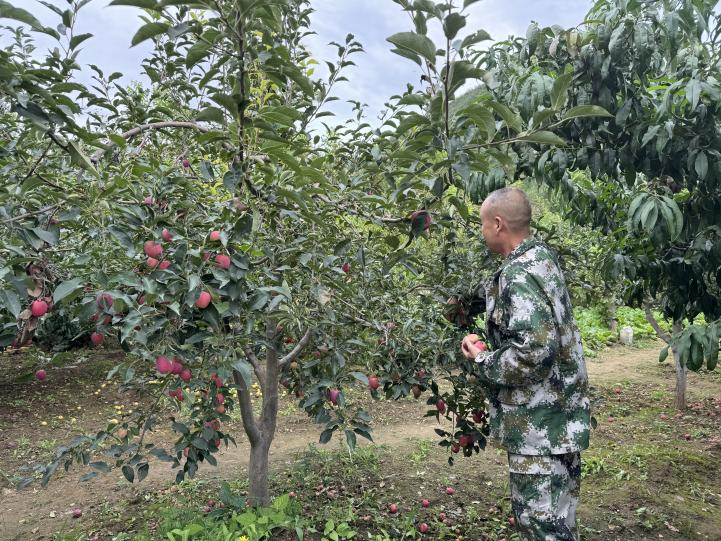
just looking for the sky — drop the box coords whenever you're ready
[5,0,593,124]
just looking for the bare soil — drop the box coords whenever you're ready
[1,342,719,540]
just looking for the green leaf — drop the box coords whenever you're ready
[130,22,169,47]
[53,278,83,304]
[0,289,21,318]
[196,106,225,123]
[518,131,566,146]
[0,0,53,35]
[210,93,239,118]
[90,461,111,473]
[66,140,100,177]
[487,101,522,132]
[694,151,708,180]
[460,29,490,50]
[551,72,573,110]
[69,33,93,50]
[344,429,357,452]
[232,359,252,388]
[319,428,334,444]
[186,40,212,68]
[561,105,612,121]
[121,465,134,482]
[386,32,437,66]
[686,79,701,110]
[443,13,466,40]
[641,125,660,148]
[137,463,149,482]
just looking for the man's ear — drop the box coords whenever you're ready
[494,215,503,232]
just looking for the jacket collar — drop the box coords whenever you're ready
[502,237,536,268]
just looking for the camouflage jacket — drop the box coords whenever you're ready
[474,237,591,455]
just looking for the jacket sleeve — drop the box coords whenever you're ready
[475,276,558,387]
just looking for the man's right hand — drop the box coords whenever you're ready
[445,296,469,327]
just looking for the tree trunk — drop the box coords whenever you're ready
[672,320,686,410]
[248,439,271,507]
[608,301,618,334]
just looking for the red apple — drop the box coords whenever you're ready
[90,332,104,346]
[209,230,221,241]
[215,254,231,270]
[445,486,455,495]
[607,416,614,423]
[158,260,171,270]
[418,523,429,534]
[35,369,46,381]
[216,404,225,414]
[96,292,113,310]
[195,291,212,309]
[182,159,190,168]
[180,368,192,382]
[415,369,426,380]
[614,387,622,395]
[421,499,429,508]
[289,491,296,498]
[473,340,487,351]
[472,411,484,423]
[388,503,398,514]
[216,393,225,404]
[459,434,472,448]
[143,196,154,205]
[71,508,82,519]
[341,262,350,274]
[368,375,380,390]
[328,388,340,405]
[436,399,446,414]
[313,350,321,358]
[31,300,48,317]
[439,512,447,522]
[155,356,173,374]
[162,228,173,242]
[171,358,184,375]
[138,295,145,305]
[451,443,460,453]
[659,414,669,421]
[146,257,159,269]
[143,240,163,258]
[508,516,516,527]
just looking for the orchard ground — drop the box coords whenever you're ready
[1,342,720,540]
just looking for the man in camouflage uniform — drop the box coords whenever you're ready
[460,188,591,541]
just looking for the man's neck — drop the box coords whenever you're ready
[501,234,531,258]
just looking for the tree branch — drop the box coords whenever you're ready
[22,140,52,182]
[87,121,269,164]
[644,302,671,343]
[278,328,312,368]
[0,204,61,225]
[233,369,261,445]
[244,347,266,390]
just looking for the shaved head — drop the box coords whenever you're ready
[481,188,532,233]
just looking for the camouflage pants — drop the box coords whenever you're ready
[507,452,581,541]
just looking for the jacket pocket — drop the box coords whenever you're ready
[497,386,533,405]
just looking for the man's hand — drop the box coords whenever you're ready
[461,334,487,360]
[445,296,469,327]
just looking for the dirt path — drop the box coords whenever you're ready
[0,344,702,540]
